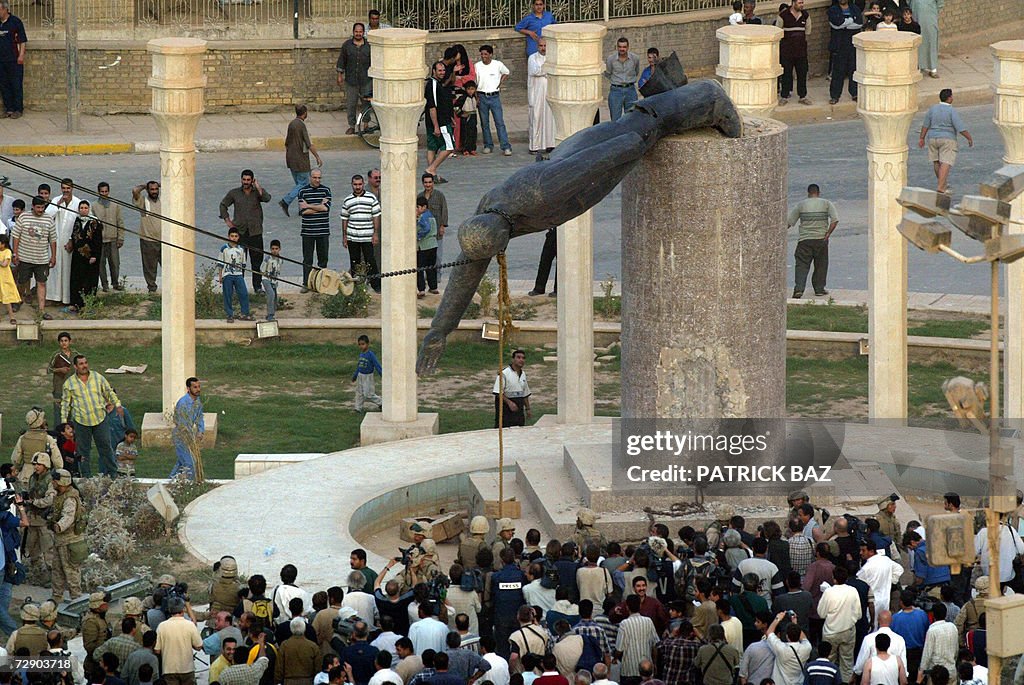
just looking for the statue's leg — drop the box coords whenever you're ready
[635,79,743,139]
[417,254,492,375]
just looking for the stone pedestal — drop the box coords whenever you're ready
[544,23,607,425]
[716,25,784,118]
[854,31,921,420]
[141,411,218,448]
[361,28,438,445]
[144,38,210,443]
[993,41,1024,420]
[619,120,788,418]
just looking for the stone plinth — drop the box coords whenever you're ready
[141,411,218,448]
[716,25,784,118]
[362,28,439,444]
[234,453,325,478]
[992,41,1024,419]
[619,119,788,418]
[147,38,206,422]
[854,31,921,420]
[360,412,440,446]
[544,23,607,425]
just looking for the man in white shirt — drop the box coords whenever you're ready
[918,603,958,682]
[523,563,557,615]
[474,45,512,156]
[408,604,449,655]
[816,566,861,682]
[46,179,81,305]
[591,663,616,685]
[344,571,380,626]
[479,636,510,685]
[764,612,812,685]
[853,610,907,680]
[716,599,744,654]
[493,349,531,428]
[368,650,404,685]
[856,542,903,623]
[974,522,1024,587]
[273,564,310,626]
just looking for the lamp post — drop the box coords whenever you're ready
[897,167,1024,685]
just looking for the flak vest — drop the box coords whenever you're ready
[779,9,809,59]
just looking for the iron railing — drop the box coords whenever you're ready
[8,0,734,39]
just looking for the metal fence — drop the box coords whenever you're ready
[9,0,731,39]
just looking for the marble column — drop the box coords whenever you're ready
[544,23,606,425]
[854,31,921,420]
[142,38,217,447]
[716,25,784,118]
[360,28,439,445]
[992,41,1024,421]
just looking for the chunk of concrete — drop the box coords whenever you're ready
[948,211,1000,242]
[986,234,1024,264]
[979,164,1024,202]
[957,195,1011,224]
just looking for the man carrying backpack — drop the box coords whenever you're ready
[674,536,720,616]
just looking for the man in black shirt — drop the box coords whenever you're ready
[425,61,455,184]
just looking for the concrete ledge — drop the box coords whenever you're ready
[141,411,219,448]
[360,412,440,446]
[234,453,325,478]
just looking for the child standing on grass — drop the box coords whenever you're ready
[352,334,383,412]
[115,428,139,477]
[219,227,253,323]
[264,239,283,322]
[0,234,20,324]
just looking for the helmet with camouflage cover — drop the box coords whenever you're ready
[469,516,489,535]
[577,508,598,527]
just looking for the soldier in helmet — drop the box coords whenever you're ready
[46,469,86,603]
[38,599,78,645]
[787,489,834,538]
[409,522,432,548]
[572,508,607,554]
[209,556,242,615]
[10,408,62,485]
[121,597,153,645]
[142,573,177,612]
[491,518,515,571]
[23,452,57,576]
[458,516,490,570]
[81,592,112,683]
[7,602,48,655]
[400,539,442,592]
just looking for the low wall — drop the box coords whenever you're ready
[22,0,1019,113]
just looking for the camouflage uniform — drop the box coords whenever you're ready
[24,454,56,572]
[572,508,607,554]
[47,471,85,603]
[457,517,490,570]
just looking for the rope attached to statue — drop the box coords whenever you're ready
[495,253,517,517]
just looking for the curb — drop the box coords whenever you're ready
[0,89,988,157]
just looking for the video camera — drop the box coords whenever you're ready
[0,490,18,511]
[394,544,420,566]
[159,582,190,614]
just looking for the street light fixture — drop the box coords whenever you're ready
[898,165,1024,683]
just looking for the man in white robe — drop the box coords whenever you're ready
[46,179,80,305]
[527,38,556,154]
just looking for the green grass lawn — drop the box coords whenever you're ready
[786,303,989,338]
[1,336,975,479]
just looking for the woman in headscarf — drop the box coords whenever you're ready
[66,200,103,313]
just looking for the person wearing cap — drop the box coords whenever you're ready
[38,599,76,644]
[8,602,47,655]
[23,450,56,575]
[60,354,123,477]
[210,556,243,615]
[457,517,490,570]
[143,573,177,612]
[121,597,154,646]
[47,331,78,425]
[10,407,62,484]
[82,592,114,681]
[491,519,515,572]
[399,540,442,594]
[47,468,86,603]
[572,509,607,555]
[155,596,203,685]
[876,495,902,544]
[954,576,989,642]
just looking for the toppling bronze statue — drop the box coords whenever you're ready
[416,77,743,375]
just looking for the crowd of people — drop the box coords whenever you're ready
[0,489,1020,685]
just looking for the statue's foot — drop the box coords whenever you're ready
[710,81,743,139]
[416,328,448,375]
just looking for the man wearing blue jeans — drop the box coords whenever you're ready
[279,104,323,217]
[60,355,123,477]
[172,377,205,480]
[605,37,640,121]
[474,45,513,156]
[219,228,253,323]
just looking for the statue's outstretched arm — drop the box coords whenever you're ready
[417,254,492,375]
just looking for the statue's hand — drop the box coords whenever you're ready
[712,85,743,139]
[416,328,448,375]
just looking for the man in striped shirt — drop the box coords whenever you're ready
[60,354,123,477]
[787,183,838,299]
[297,169,331,290]
[340,174,381,294]
[11,195,56,317]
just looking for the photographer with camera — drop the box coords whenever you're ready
[22,451,56,577]
[398,541,442,595]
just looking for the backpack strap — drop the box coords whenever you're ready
[788,645,808,676]
[701,643,732,678]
